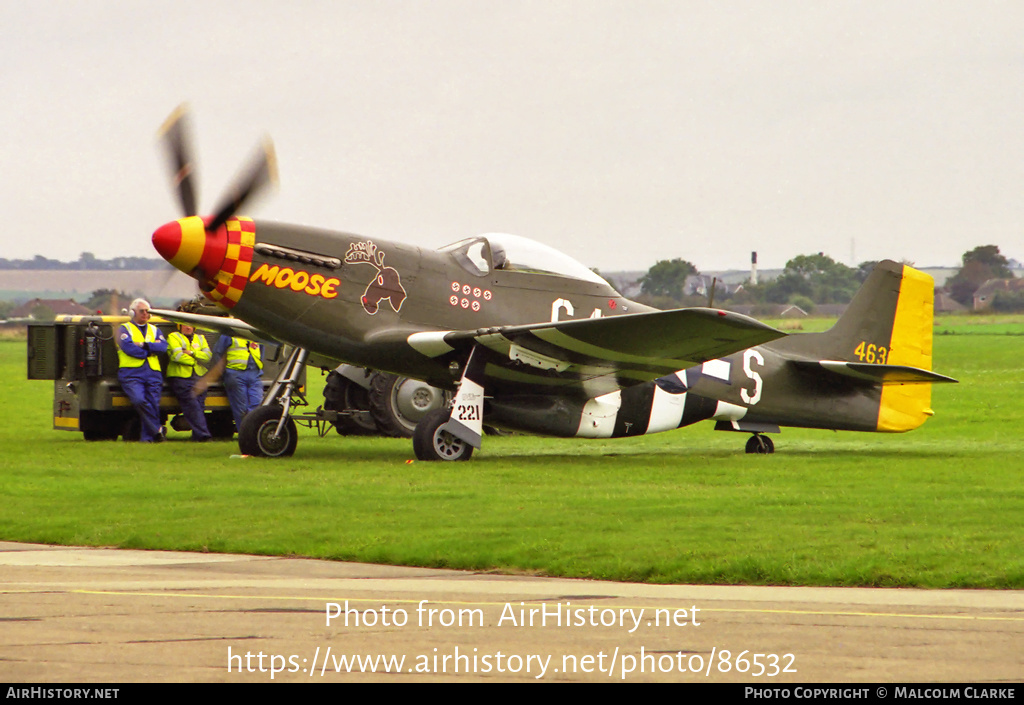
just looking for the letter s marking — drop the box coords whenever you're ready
[741,349,764,406]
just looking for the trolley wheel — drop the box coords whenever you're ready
[323,371,377,435]
[369,373,451,438]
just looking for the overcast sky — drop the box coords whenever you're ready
[2,1,1022,274]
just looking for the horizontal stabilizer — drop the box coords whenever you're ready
[797,360,958,384]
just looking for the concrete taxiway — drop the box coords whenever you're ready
[0,541,1021,683]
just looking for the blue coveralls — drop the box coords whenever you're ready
[214,335,264,432]
[117,322,168,442]
[166,330,212,441]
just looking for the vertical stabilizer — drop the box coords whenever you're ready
[774,260,937,432]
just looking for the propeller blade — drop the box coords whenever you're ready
[154,262,184,294]
[158,104,199,217]
[207,137,277,233]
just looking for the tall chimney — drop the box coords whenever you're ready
[751,251,758,286]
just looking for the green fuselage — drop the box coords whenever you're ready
[228,222,647,389]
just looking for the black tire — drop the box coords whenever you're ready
[120,415,166,443]
[121,416,141,442]
[745,434,775,454]
[413,408,474,462]
[80,411,120,441]
[238,405,298,458]
[206,411,236,439]
[369,373,451,438]
[323,371,377,435]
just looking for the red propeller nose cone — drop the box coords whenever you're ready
[152,220,182,263]
[151,216,214,276]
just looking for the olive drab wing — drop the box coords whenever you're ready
[148,106,955,459]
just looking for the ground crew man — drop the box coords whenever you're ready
[166,322,213,441]
[196,335,264,433]
[117,298,167,442]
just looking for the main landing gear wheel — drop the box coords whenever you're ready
[413,408,474,462]
[745,434,775,454]
[238,405,298,458]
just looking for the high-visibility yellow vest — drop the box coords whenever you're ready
[117,322,161,371]
[225,337,263,371]
[167,331,211,378]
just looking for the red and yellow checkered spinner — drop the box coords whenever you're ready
[152,216,255,309]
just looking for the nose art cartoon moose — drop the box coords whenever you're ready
[344,241,407,315]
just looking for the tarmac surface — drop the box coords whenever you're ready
[1,541,1021,683]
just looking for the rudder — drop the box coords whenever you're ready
[877,264,935,432]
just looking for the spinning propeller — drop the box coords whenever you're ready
[152,104,277,285]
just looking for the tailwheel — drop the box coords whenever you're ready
[745,433,775,454]
[238,405,298,458]
[413,408,474,462]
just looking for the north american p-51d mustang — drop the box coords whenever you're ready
[150,107,956,460]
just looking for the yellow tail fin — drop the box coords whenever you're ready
[877,265,935,432]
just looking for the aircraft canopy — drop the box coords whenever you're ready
[440,232,607,285]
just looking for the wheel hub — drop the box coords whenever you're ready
[394,380,442,422]
[433,428,468,460]
[257,421,289,455]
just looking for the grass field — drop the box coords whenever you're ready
[1,315,1022,588]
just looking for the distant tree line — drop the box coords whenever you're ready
[634,252,873,311]
[634,244,1022,313]
[0,252,164,270]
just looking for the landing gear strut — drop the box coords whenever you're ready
[238,347,455,457]
[411,345,486,461]
[237,345,308,457]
